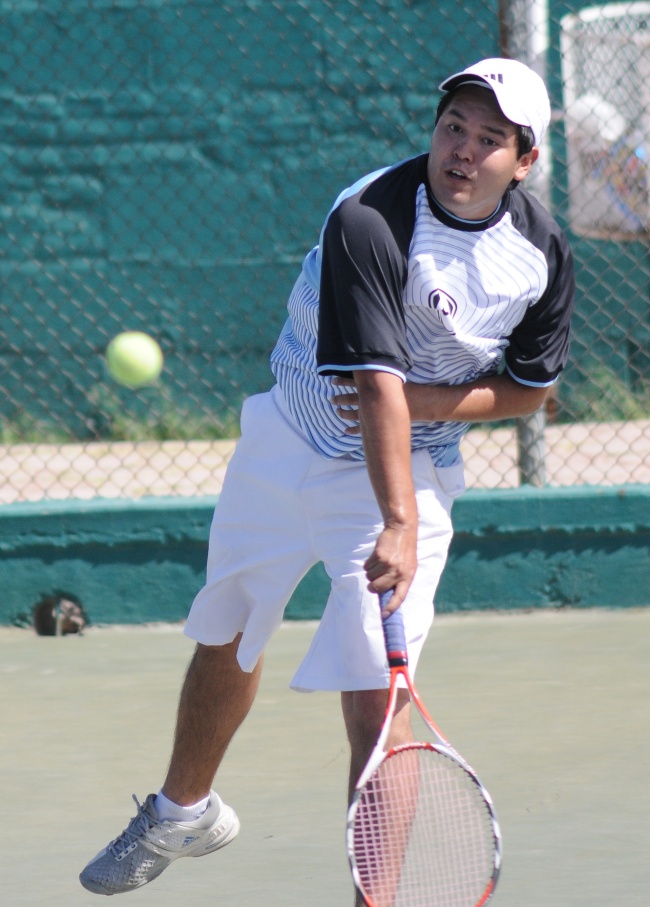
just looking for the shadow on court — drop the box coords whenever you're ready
[2,608,649,906]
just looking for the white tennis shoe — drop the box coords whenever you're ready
[79,791,240,895]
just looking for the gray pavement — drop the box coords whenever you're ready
[2,607,649,906]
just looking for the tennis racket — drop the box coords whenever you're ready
[346,593,501,907]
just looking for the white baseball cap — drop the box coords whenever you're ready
[438,57,551,147]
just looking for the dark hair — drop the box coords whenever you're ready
[435,89,536,168]
[32,592,88,636]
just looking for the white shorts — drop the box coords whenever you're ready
[184,386,465,692]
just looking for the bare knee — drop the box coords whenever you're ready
[194,635,242,664]
[183,636,262,705]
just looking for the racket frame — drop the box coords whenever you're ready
[346,601,502,907]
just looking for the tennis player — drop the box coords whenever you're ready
[80,58,574,898]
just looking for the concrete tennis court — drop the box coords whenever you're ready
[3,607,649,906]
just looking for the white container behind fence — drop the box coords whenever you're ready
[561,2,650,237]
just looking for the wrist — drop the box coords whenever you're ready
[383,511,418,533]
[405,383,433,421]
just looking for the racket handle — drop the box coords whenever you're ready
[379,592,408,664]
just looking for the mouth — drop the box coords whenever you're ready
[446,167,471,182]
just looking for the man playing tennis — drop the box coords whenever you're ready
[80,58,573,899]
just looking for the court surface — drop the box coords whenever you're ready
[3,607,649,906]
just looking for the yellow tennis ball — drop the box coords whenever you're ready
[105,331,163,388]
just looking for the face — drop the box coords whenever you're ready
[427,85,538,220]
[57,598,86,634]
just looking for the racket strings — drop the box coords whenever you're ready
[352,746,497,907]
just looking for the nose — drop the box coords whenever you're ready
[453,136,473,161]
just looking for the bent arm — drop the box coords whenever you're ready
[354,369,418,613]
[333,372,550,433]
[404,372,550,423]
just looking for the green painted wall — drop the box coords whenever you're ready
[2,486,648,628]
[1,4,647,630]
[2,0,647,433]
[0,1,502,433]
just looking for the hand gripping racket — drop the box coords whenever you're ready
[346,594,502,907]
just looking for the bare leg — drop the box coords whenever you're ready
[161,634,263,805]
[342,687,412,802]
[342,688,413,907]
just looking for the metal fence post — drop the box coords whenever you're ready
[500,0,551,486]
[515,410,547,486]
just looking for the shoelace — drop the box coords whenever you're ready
[109,795,156,857]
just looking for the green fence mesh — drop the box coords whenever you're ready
[0,0,648,502]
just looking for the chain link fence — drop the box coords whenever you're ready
[1,0,648,505]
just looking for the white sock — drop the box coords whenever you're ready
[154,790,211,823]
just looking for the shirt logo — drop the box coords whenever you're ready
[427,289,458,334]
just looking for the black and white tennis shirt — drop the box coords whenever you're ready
[271,153,574,467]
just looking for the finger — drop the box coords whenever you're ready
[332,376,357,388]
[330,392,359,405]
[335,405,359,421]
[371,583,406,616]
[343,424,361,435]
[365,562,399,594]
[378,588,396,617]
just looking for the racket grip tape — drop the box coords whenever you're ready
[379,592,408,665]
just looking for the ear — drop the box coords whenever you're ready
[513,146,539,182]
